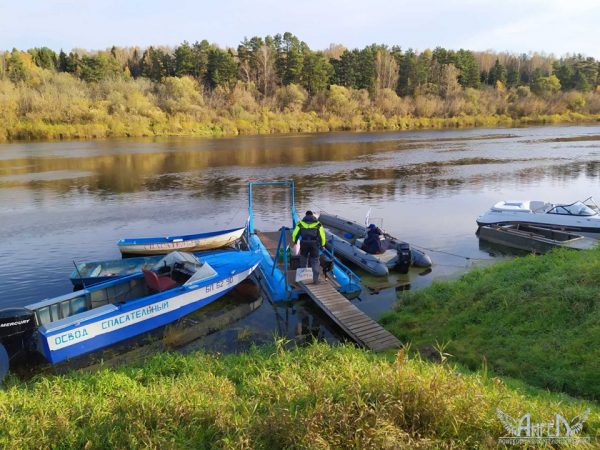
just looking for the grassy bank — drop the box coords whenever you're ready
[0,342,597,449]
[381,246,600,401]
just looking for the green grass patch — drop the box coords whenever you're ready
[1,342,598,448]
[381,246,600,401]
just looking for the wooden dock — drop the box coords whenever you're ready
[300,281,401,351]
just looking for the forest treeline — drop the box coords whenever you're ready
[1,32,599,141]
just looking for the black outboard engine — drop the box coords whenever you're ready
[395,243,412,274]
[0,308,36,360]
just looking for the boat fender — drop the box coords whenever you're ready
[395,243,411,274]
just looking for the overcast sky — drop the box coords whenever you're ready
[1,0,599,58]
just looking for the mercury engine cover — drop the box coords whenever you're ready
[0,308,36,356]
[396,243,411,274]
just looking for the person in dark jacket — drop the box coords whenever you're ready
[292,211,327,284]
[362,224,384,254]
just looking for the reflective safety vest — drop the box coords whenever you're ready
[292,220,326,247]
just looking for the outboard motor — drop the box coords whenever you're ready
[0,308,36,372]
[395,243,412,274]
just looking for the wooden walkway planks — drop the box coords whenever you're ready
[300,281,401,352]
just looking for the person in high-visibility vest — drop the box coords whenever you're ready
[292,210,326,284]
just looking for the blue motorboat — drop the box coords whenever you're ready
[70,249,237,287]
[0,250,260,370]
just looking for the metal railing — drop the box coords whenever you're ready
[272,226,291,297]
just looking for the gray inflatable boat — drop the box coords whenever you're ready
[318,212,432,277]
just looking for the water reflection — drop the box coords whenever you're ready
[1,130,600,203]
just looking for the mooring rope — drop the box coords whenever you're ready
[410,243,490,262]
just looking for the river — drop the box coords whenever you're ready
[2,124,600,352]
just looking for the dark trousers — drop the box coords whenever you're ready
[300,241,321,282]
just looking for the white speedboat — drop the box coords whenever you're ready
[477,197,600,236]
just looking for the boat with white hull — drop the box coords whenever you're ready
[117,227,245,256]
[477,198,600,237]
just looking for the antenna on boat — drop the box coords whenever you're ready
[73,260,87,290]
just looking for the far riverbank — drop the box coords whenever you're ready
[2,111,599,142]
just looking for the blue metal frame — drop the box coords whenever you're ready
[272,227,290,297]
[248,180,298,233]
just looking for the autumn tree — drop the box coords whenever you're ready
[28,47,57,70]
[439,64,461,98]
[7,50,30,83]
[531,74,561,97]
[237,36,278,95]
[374,48,399,91]
[141,47,168,81]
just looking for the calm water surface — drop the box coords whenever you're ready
[2,125,600,352]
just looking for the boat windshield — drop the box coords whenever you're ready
[184,263,217,285]
[547,202,597,216]
[153,251,200,269]
[151,251,218,285]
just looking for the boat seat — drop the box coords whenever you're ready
[378,249,399,264]
[142,269,177,293]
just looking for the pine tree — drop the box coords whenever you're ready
[206,48,237,89]
[487,59,507,86]
[174,41,195,77]
[301,51,332,95]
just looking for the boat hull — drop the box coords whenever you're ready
[325,231,389,277]
[36,260,259,364]
[477,210,600,237]
[478,224,597,253]
[117,227,245,255]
